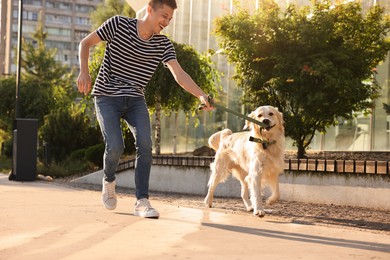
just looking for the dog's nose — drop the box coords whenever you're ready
[262,119,270,125]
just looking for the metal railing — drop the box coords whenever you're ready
[117,155,390,175]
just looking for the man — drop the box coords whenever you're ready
[77,0,213,218]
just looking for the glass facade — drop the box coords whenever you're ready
[133,0,390,153]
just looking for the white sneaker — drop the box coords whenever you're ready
[134,198,160,218]
[102,179,117,210]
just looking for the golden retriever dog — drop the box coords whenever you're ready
[204,106,285,217]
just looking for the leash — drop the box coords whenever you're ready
[199,96,269,128]
[199,96,277,149]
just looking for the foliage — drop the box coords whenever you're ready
[21,21,76,113]
[384,103,390,114]
[145,42,219,154]
[1,138,13,158]
[37,158,93,178]
[214,0,390,157]
[68,143,105,168]
[22,22,74,87]
[0,19,76,134]
[39,105,102,163]
[145,42,219,115]
[0,77,17,131]
[0,156,12,173]
[85,143,105,167]
[90,0,135,29]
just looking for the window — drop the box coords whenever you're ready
[46,1,72,11]
[46,40,71,50]
[12,24,35,33]
[74,30,89,40]
[45,14,72,24]
[24,0,42,6]
[47,27,72,37]
[75,4,95,13]
[22,11,39,21]
[75,16,91,25]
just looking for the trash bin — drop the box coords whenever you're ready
[12,118,38,181]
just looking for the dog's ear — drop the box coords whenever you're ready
[243,111,255,130]
[274,108,285,132]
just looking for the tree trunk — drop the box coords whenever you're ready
[297,142,306,159]
[155,96,161,155]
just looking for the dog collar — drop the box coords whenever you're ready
[249,136,276,149]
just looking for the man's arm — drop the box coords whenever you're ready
[166,59,213,111]
[77,31,102,95]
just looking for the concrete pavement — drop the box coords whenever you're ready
[0,174,389,260]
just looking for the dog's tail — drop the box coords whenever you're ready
[208,129,232,151]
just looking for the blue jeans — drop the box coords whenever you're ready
[94,96,153,200]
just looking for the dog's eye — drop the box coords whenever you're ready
[269,112,274,116]
[257,114,262,118]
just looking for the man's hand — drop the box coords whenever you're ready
[77,72,92,95]
[199,94,214,111]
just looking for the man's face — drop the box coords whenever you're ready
[148,4,174,34]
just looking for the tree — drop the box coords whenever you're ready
[145,42,219,154]
[214,1,390,158]
[90,0,135,28]
[0,77,17,131]
[0,20,76,131]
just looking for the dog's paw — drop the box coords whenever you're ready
[253,209,266,218]
[204,198,213,208]
[245,205,253,212]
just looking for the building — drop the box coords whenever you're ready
[127,0,390,153]
[0,0,102,76]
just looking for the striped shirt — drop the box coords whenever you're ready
[92,15,177,97]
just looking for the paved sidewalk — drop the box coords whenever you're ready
[0,174,389,260]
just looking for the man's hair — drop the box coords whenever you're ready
[149,0,177,10]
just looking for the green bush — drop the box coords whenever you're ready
[85,143,104,167]
[0,156,11,173]
[2,137,13,157]
[37,158,91,178]
[40,106,102,163]
[69,148,86,161]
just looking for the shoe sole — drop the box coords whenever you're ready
[134,212,160,219]
[104,204,117,210]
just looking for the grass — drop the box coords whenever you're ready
[38,159,98,179]
[0,155,99,179]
